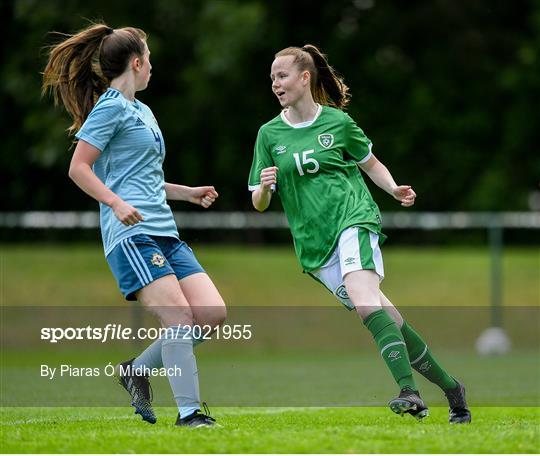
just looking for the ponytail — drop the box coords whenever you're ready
[42,23,146,135]
[275,44,350,110]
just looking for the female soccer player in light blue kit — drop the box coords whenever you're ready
[43,23,225,427]
[249,45,471,424]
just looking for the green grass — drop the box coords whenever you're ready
[1,244,538,453]
[2,350,539,407]
[1,244,538,307]
[1,406,539,453]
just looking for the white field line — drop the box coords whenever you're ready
[1,406,332,425]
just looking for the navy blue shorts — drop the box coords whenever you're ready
[106,234,205,301]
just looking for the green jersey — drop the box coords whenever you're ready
[248,105,384,272]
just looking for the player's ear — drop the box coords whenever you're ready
[131,55,142,72]
[302,70,310,86]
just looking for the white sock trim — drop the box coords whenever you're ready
[410,345,428,365]
[380,340,406,356]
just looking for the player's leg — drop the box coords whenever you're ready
[378,291,403,327]
[380,291,471,423]
[164,237,227,345]
[339,228,417,388]
[343,271,427,418]
[106,235,176,423]
[343,270,421,400]
[116,274,194,425]
[311,227,427,418]
[345,227,429,419]
[131,272,226,370]
[178,272,227,344]
[110,236,185,374]
[136,274,215,427]
[132,238,226,370]
[107,235,213,426]
[380,291,454,388]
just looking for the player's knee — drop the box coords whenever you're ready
[210,295,227,325]
[206,304,227,328]
[170,306,194,327]
[214,305,227,327]
[354,303,381,320]
[387,309,403,327]
[148,301,193,327]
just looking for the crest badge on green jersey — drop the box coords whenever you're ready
[318,133,334,149]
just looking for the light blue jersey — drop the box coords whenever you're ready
[76,88,178,255]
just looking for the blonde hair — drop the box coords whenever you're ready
[42,23,147,135]
[275,44,350,110]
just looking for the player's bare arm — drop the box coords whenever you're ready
[165,183,218,208]
[252,166,278,212]
[358,154,416,207]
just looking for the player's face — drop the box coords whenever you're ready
[270,56,309,108]
[135,42,152,91]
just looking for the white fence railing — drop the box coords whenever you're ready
[1,211,539,229]
[1,211,537,333]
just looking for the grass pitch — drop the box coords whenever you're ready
[1,244,538,453]
[2,244,538,307]
[1,406,539,453]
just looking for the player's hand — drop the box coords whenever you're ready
[189,186,219,208]
[111,198,144,225]
[392,185,416,207]
[260,167,278,192]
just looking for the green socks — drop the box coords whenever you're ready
[363,311,457,392]
[363,309,416,390]
[400,321,457,391]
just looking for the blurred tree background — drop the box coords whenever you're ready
[2,0,539,212]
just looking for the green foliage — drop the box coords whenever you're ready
[2,0,539,210]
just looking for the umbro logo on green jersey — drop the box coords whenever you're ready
[318,133,334,149]
[275,145,287,154]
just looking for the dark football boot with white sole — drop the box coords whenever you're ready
[175,403,217,428]
[389,387,429,420]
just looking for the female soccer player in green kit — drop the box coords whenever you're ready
[248,45,471,424]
